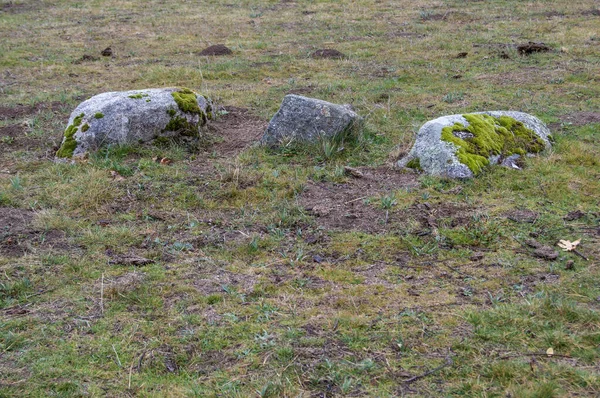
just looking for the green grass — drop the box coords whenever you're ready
[0,0,599,396]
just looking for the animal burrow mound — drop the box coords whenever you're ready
[199,44,233,56]
[311,49,346,59]
[517,42,551,55]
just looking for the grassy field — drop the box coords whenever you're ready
[1,0,600,396]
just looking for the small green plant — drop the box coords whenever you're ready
[443,92,465,103]
[1,136,14,144]
[380,194,397,209]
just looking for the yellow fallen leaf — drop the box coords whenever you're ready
[546,347,554,356]
[557,239,581,251]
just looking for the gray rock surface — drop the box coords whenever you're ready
[397,111,552,178]
[261,95,360,146]
[56,88,211,158]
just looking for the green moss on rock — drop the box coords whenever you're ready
[172,88,201,115]
[81,123,90,132]
[94,112,104,119]
[441,114,545,175]
[56,113,84,158]
[406,158,422,170]
[128,93,149,99]
[164,115,200,137]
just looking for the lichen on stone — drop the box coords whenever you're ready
[56,113,84,158]
[171,88,201,115]
[441,114,545,174]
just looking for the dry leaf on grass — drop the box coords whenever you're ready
[557,239,581,252]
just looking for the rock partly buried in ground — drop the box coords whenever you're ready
[56,88,212,158]
[398,111,552,178]
[261,94,360,146]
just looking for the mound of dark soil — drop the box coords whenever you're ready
[311,49,346,59]
[517,42,551,55]
[199,44,233,56]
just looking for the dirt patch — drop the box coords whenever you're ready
[199,44,233,56]
[504,209,538,223]
[192,268,258,295]
[286,86,315,95]
[420,11,476,22]
[73,54,100,64]
[311,49,346,59]
[561,112,600,126]
[581,9,600,16]
[0,207,69,256]
[0,101,63,121]
[538,11,565,18]
[204,106,266,157]
[474,67,559,86]
[388,31,426,39]
[299,167,419,233]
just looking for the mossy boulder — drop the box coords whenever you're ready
[397,111,552,178]
[261,95,361,146]
[56,88,212,158]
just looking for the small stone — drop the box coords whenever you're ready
[313,254,325,263]
[564,210,585,221]
[533,246,559,261]
[470,252,485,261]
[565,260,575,270]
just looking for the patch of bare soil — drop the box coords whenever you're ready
[581,8,600,16]
[198,44,232,56]
[0,207,70,257]
[299,167,419,233]
[0,101,64,121]
[561,112,600,126]
[205,106,267,157]
[388,31,426,39]
[421,11,476,22]
[474,67,559,86]
[504,209,538,223]
[311,49,346,59]
[192,268,258,295]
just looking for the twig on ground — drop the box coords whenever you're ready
[573,250,589,261]
[100,273,104,315]
[402,355,453,384]
[498,352,574,360]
